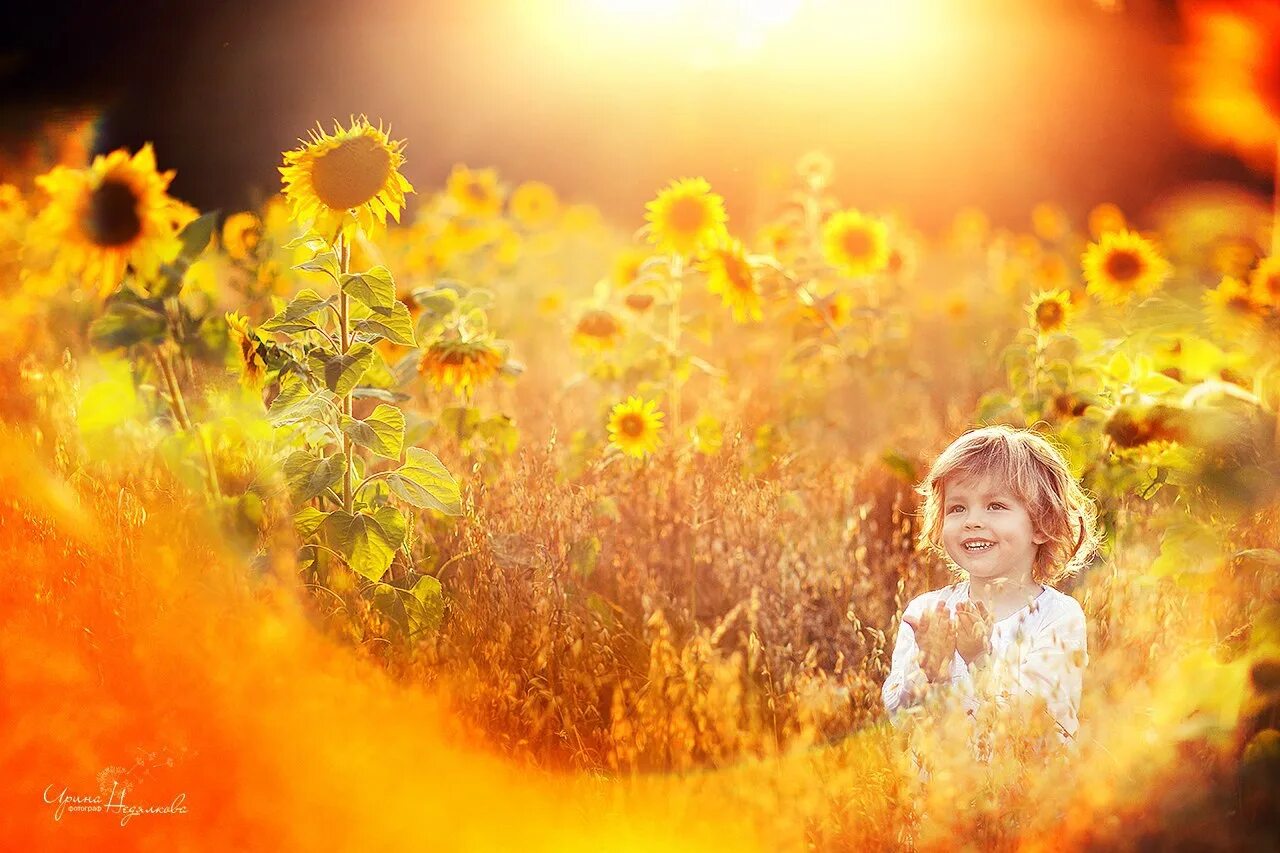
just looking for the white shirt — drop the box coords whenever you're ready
[881,580,1088,748]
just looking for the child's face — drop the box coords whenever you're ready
[941,472,1047,584]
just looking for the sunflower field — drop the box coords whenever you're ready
[3,1,1280,850]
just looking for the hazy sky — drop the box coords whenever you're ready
[1,0,1268,231]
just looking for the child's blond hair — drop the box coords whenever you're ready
[916,425,1100,584]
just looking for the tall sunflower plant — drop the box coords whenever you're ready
[267,117,461,631]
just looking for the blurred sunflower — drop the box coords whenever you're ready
[756,220,799,259]
[644,177,728,257]
[1250,257,1280,305]
[611,246,649,287]
[508,180,558,228]
[417,332,505,395]
[795,150,834,190]
[1028,289,1074,335]
[1031,203,1069,242]
[280,117,412,243]
[1203,275,1264,338]
[1081,230,1172,305]
[221,212,262,261]
[446,165,503,218]
[822,210,889,277]
[226,311,268,387]
[32,144,188,298]
[573,309,623,350]
[949,207,989,252]
[1087,202,1127,239]
[699,238,762,323]
[607,396,664,458]
[1178,0,1280,171]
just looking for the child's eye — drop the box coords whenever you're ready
[946,505,964,514]
[989,502,1007,510]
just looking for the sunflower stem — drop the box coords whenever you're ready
[338,233,353,514]
[152,345,220,499]
[669,253,683,430]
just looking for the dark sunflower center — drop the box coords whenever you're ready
[1104,250,1143,283]
[580,311,619,337]
[1226,295,1254,314]
[841,228,872,259]
[310,136,392,211]
[723,255,753,291]
[1036,301,1064,328]
[668,197,707,233]
[85,179,143,247]
[618,413,646,438]
[467,180,491,203]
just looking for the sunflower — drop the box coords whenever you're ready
[795,150,834,190]
[1087,202,1126,239]
[1081,230,1172,306]
[699,237,762,323]
[1203,275,1264,338]
[607,396,664,458]
[279,116,413,243]
[417,333,505,395]
[1178,1,1280,171]
[611,246,649,287]
[1031,203,1069,243]
[756,221,798,258]
[446,165,503,218]
[644,177,728,257]
[1250,257,1280,306]
[226,311,268,387]
[221,211,262,261]
[1028,289,1073,335]
[508,180,558,228]
[32,144,188,298]
[573,309,624,350]
[822,209,889,277]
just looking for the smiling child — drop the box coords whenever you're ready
[882,425,1100,762]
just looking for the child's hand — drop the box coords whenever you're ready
[904,601,956,682]
[955,600,994,664]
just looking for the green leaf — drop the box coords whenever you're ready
[178,211,218,262]
[386,447,462,515]
[341,266,397,310]
[308,343,374,397]
[322,506,407,581]
[294,506,330,537]
[352,301,417,347]
[295,251,340,283]
[341,404,406,460]
[568,536,601,579]
[476,414,519,454]
[352,387,410,403]
[284,450,346,502]
[441,406,482,441]
[371,583,409,633]
[407,575,444,635]
[267,377,339,426]
[880,449,918,485]
[263,289,335,329]
[411,288,458,317]
[260,318,324,335]
[89,302,168,350]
